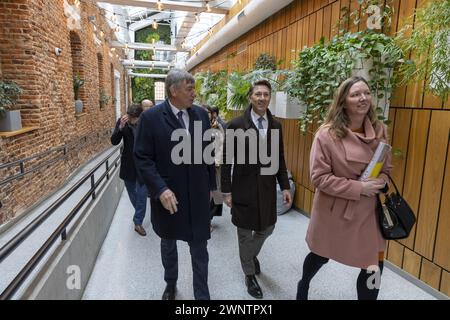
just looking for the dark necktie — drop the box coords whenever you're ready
[177,110,186,129]
[257,116,264,130]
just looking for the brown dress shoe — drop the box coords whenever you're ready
[134,225,147,236]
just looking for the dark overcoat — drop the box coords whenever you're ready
[111,119,138,182]
[221,106,290,231]
[134,100,216,241]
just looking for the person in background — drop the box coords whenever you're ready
[111,103,148,236]
[141,99,154,110]
[204,105,225,231]
[296,76,392,300]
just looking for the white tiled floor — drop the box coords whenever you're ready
[83,190,438,300]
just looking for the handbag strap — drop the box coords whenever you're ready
[386,174,401,195]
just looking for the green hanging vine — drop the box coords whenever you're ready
[396,0,450,100]
[285,31,403,133]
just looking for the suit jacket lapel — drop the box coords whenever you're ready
[243,105,256,130]
[162,99,183,130]
[187,106,199,136]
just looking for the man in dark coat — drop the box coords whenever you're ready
[134,69,216,300]
[221,80,292,299]
[111,103,148,236]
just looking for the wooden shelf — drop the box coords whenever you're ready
[0,126,39,138]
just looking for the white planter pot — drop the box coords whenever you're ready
[0,110,22,132]
[268,94,277,114]
[75,100,83,114]
[351,57,392,119]
[275,91,306,119]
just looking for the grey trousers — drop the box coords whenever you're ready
[237,224,275,275]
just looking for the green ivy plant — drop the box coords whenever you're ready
[286,30,403,132]
[253,53,281,71]
[194,70,229,118]
[396,0,450,100]
[0,81,22,119]
[337,0,394,36]
[245,68,281,91]
[131,68,167,104]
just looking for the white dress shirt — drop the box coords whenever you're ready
[168,99,189,132]
[250,108,268,137]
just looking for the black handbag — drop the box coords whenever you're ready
[377,175,416,240]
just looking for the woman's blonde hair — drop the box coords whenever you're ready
[321,76,379,138]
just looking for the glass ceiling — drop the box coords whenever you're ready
[96,0,238,69]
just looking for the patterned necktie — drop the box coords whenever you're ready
[177,111,186,129]
[257,116,264,130]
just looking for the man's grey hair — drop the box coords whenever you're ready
[165,69,195,98]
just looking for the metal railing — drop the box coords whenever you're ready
[0,144,122,300]
[0,129,113,187]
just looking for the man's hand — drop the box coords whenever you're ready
[282,190,292,206]
[159,189,178,214]
[224,194,232,208]
[119,115,128,129]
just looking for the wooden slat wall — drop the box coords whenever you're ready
[190,0,450,296]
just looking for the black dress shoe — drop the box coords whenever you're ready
[253,256,260,275]
[162,284,176,300]
[245,275,263,299]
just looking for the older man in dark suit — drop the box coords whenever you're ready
[221,80,292,299]
[134,69,216,300]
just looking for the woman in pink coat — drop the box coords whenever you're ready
[296,76,392,300]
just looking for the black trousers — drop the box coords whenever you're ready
[297,251,384,300]
[160,238,210,300]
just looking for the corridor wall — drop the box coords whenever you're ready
[0,0,127,226]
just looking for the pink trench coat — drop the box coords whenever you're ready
[305,117,392,269]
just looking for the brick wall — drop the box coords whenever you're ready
[0,0,127,224]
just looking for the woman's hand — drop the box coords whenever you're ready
[361,178,386,197]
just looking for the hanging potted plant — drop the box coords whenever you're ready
[268,70,305,119]
[288,30,403,132]
[73,74,84,114]
[253,53,279,71]
[252,53,283,114]
[0,81,23,132]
